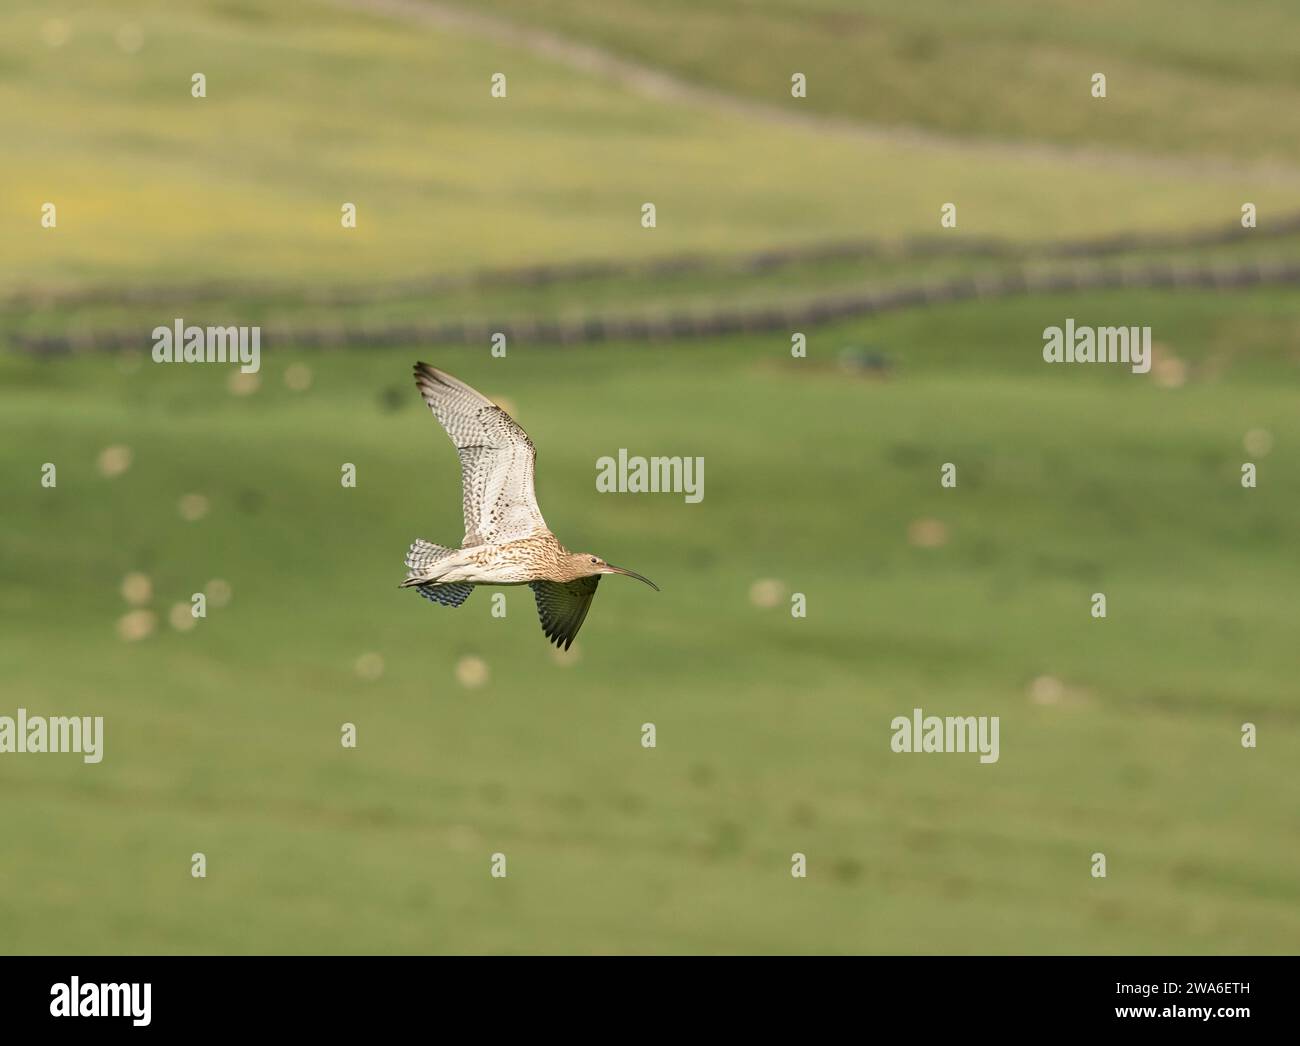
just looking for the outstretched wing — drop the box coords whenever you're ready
[413,362,547,546]
[530,577,600,651]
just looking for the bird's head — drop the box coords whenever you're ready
[567,552,659,590]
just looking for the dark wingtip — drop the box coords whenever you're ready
[414,361,458,392]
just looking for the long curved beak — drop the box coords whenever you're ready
[601,563,659,591]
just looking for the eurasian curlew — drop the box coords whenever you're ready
[400,362,658,649]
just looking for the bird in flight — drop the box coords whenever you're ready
[401,363,658,649]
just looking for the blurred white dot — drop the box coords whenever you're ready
[41,19,71,48]
[908,518,948,548]
[115,23,144,53]
[205,578,232,607]
[169,603,198,632]
[551,642,581,666]
[1243,428,1273,457]
[116,609,156,642]
[354,653,385,681]
[178,493,210,521]
[120,572,152,606]
[749,578,785,608]
[1151,344,1187,389]
[97,444,132,478]
[1028,675,1065,705]
[456,655,489,688]
[284,363,313,391]
[228,371,260,396]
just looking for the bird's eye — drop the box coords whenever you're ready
[590,557,599,564]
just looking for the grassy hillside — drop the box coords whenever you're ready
[475,0,1300,167]
[0,0,1292,294]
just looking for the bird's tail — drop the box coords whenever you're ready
[401,540,473,608]
[400,539,457,586]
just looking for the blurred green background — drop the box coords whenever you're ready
[1,0,1297,954]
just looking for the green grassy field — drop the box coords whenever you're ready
[476,0,1300,168]
[4,289,1299,953]
[1,0,1294,292]
[2,0,1298,954]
